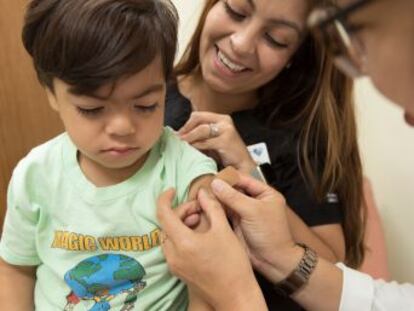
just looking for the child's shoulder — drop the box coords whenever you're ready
[9,133,69,201]
[159,126,211,162]
[160,126,205,158]
[158,126,216,170]
[13,132,68,175]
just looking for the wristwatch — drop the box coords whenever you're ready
[249,163,275,184]
[273,243,318,297]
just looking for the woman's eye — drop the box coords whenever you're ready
[265,33,289,49]
[346,23,365,35]
[134,103,159,113]
[224,1,245,21]
[76,106,103,116]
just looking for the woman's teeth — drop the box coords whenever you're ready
[218,50,247,73]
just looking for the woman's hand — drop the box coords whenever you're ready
[178,111,256,174]
[210,173,303,283]
[157,188,267,310]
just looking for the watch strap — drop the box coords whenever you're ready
[273,243,318,297]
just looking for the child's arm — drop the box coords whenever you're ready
[188,167,239,201]
[185,167,239,230]
[187,175,215,201]
[0,258,36,310]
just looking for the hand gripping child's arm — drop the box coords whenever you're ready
[185,167,240,311]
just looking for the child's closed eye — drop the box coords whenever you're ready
[134,103,159,113]
[76,106,104,116]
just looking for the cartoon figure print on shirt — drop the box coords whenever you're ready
[51,228,162,310]
[63,254,146,311]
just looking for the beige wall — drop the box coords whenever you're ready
[0,0,63,230]
[173,0,204,59]
[172,1,414,283]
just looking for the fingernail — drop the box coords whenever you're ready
[211,179,227,193]
[198,187,209,198]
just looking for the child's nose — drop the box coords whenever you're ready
[105,113,136,136]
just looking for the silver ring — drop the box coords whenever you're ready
[209,123,220,138]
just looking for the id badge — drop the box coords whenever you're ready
[247,142,271,165]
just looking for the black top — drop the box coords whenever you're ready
[165,81,343,310]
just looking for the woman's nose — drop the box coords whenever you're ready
[230,26,257,56]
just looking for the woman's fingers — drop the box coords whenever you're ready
[233,172,281,200]
[178,113,212,135]
[191,137,222,151]
[197,188,231,230]
[157,188,193,244]
[210,179,259,218]
[178,111,227,135]
[179,123,212,143]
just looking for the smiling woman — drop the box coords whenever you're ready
[165,0,366,309]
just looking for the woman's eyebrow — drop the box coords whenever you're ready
[268,18,302,36]
[244,0,303,36]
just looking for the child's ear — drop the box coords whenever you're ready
[45,87,59,111]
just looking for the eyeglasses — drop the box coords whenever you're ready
[308,0,373,78]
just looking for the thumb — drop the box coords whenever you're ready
[210,179,255,218]
[196,188,230,229]
[157,188,191,240]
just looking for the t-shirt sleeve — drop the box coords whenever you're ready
[169,133,218,205]
[272,155,343,227]
[0,163,41,266]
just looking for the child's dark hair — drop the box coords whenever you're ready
[22,0,179,95]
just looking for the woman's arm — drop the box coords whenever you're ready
[0,258,36,310]
[187,287,214,311]
[208,176,344,311]
[287,210,345,262]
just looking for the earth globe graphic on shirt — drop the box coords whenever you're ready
[64,254,146,311]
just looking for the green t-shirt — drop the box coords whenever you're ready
[0,127,217,311]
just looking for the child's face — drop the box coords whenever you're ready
[47,56,166,183]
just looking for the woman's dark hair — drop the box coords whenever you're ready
[22,0,179,95]
[175,0,366,268]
